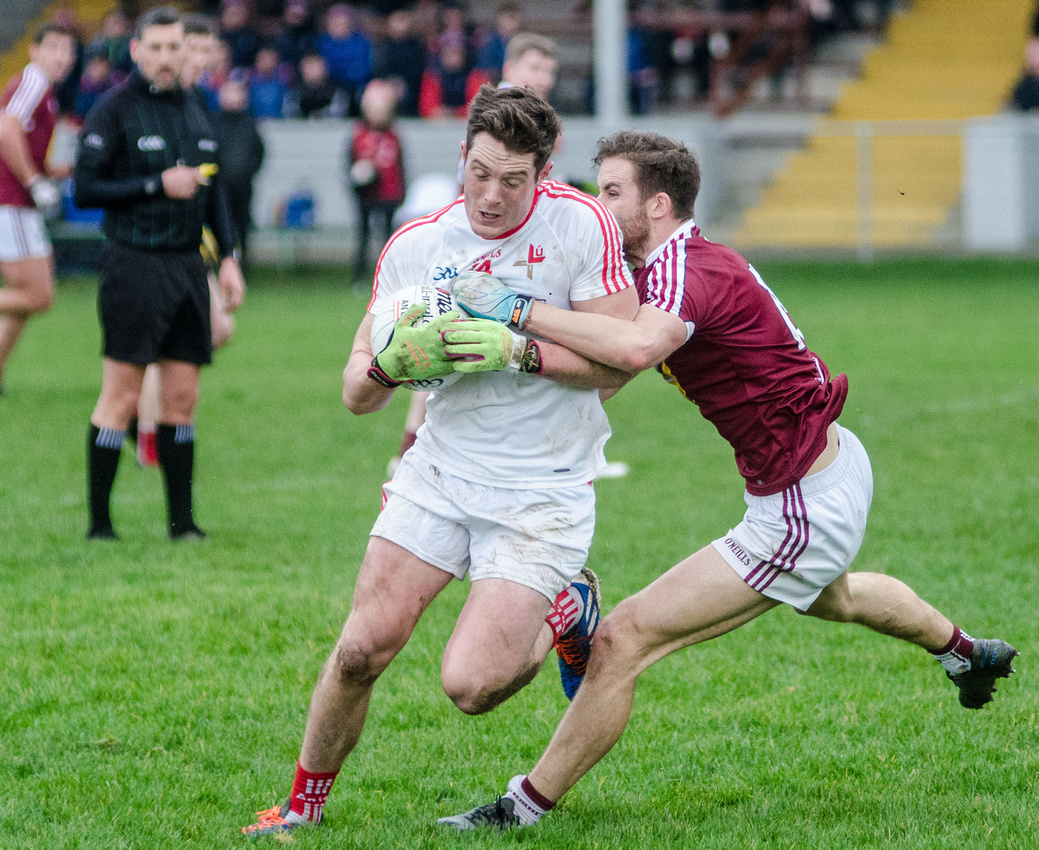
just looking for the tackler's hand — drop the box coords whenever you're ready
[442,317,543,375]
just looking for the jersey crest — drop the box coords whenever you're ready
[513,244,545,279]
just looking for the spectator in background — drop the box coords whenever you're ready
[88,8,133,80]
[220,0,262,69]
[501,32,558,100]
[50,6,85,115]
[74,46,115,121]
[418,31,475,118]
[285,51,349,117]
[272,0,318,71]
[374,6,426,117]
[318,4,374,117]
[346,79,405,286]
[1010,38,1039,111]
[471,0,522,85]
[628,3,660,115]
[248,45,290,117]
[214,77,265,269]
[198,38,233,111]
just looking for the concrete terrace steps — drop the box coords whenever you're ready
[731,0,1035,251]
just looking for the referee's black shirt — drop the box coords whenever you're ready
[74,70,236,256]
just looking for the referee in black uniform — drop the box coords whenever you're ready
[75,6,245,540]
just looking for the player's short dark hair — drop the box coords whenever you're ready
[466,84,560,173]
[33,23,74,45]
[183,13,217,38]
[594,131,700,220]
[134,6,182,39]
[504,32,556,65]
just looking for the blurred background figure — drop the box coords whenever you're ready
[374,6,426,117]
[272,0,318,72]
[346,79,405,288]
[219,0,262,69]
[1010,38,1039,111]
[215,77,265,270]
[86,8,133,83]
[247,45,290,118]
[74,45,115,121]
[285,51,348,118]
[0,24,76,397]
[418,30,474,118]
[318,4,374,117]
[501,31,557,100]
[471,0,522,86]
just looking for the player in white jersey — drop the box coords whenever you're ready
[242,84,637,837]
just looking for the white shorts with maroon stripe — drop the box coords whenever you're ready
[713,424,873,611]
[0,206,51,261]
[373,451,595,601]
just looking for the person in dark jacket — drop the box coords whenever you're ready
[74,6,245,541]
[214,75,265,269]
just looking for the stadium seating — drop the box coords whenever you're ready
[733,0,1035,251]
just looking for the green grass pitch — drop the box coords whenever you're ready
[1,257,1036,848]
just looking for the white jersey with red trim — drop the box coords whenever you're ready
[371,179,633,488]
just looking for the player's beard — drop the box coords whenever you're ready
[619,207,652,265]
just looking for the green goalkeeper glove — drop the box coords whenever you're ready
[368,303,460,387]
[443,318,543,375]
[450,271,535,328]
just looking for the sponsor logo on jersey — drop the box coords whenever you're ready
[137,135,166,152]
[513,244,545,279]
[469,249,501,275]
[432,266,458,281]
[198,138,217,152]
[84,133,105,149]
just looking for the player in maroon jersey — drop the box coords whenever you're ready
[0,24,76,394]
[438,130,1018,830]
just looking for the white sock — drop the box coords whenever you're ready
[932,628,974,676]
[505,774,551,825]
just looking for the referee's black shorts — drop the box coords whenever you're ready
[98,242,212,367]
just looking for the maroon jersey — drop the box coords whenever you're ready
[349,122,406,204]
[638,222,847,496]
[0,64,59,208]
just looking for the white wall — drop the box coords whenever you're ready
[962,115,1039,251]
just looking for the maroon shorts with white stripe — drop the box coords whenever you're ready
[712,424,874,611]
[0,206,51,261]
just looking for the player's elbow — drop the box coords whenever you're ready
[615,339,660,374]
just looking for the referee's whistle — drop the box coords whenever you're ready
[199,163,219,178]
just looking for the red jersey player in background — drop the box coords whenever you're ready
[0,24,76,396]
[347,78,406,288]
[439,130,1018,831]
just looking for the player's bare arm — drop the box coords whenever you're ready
[0,113,42,186]
[525,300,687,374]
[343,312,396,414]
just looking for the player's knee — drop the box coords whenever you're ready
[442,665,535,715]
[589,604,651,675]
[331,637,388,689]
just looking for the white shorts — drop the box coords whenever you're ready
[713,424,874,611]
[0,206,52,261]
[372,452,596,600]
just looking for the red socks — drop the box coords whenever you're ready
[287,761,338,823]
